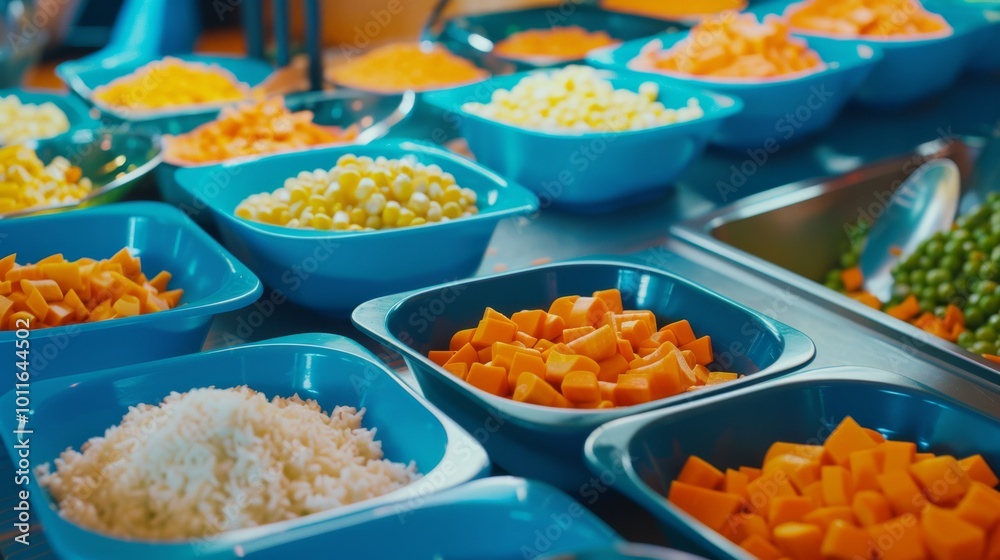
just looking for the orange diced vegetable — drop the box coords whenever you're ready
[445,343,479,368]
[679,335,713,365]
[471,317,518,348]
[663,319,696,346]
[615,374,652,405]
[592,288,624,314]
[852,490,892,527]
[886,294,921,321]
[597,353,629,383]
[545,351,599,387]
[823,416,878,466]
[803,506,855,530]
[740,534,784,560]
[821,519,871,560]
[428,350,455,366]
[772,522,823,560]
[560,370,600,404]
[877,470,924,517]
[955,482,1000,530]
[909,456,970,506]
[668,480,743,532]
[705,372,739,386]
[567,324,618,361]
[922,505,985,560]
[841,267,863,292]
[959,454,999,487]
[548,295,579,321]
[507,352,547,390]
[769,496,817,529]
[466,363,510,397]
[442,362,468,380]
[677,455,725,490]
[881,440,917,472]
[450,328,475,351]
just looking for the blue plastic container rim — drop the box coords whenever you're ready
[0,201,262,341]
[0,332,491,552]
[174,137,541,240]
[584,366,1000,560]
[587,32,885,88]
[421,66,745,141]
[353,259,816,427]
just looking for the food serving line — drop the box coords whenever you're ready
[1,0,999,559]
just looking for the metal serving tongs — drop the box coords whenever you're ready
[418,0,516,76]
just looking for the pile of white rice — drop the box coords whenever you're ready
[37,386,419,540]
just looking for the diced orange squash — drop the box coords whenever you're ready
[508,352,547,390]
[955,482,1000,530]
[803,506,855,530]
[110,247,141,276]
[566,297,609,328]
[0,296,13,324]
[512,372,562,406]
[667,480,743,532]
[112,294,141,317]
[958,454,999,487]
[823,416,878,466]
[615,374,652,406]
[765,443,825,465]
[6,265,41,282]
[915,452,935,462]
[769,495,817,528]
[773,522,823,560]
[679,335,713,366]
[492,342,541,371]
[852,490,892,527]
[618,310,657,334]
[620,319,651,350]
[562,326,595,343]
[428,350,455,366]
[160,289,183,307]
[909,455,970,506]
[721,512,768,543]
[511,309,547,338]
[442,362,468,380]
[38,262,84,293]
[867,515,927,560]
[881,440,917,472]
[560,370,600,404]
[0,281,10,296]
[477,346,493,363]
[24,288,49,319]
[515,331,538,347]
[679,349,697,368]
[540,313,566,341]
[450,328,475,351]
[767,454,821,493]
[821,466,854,507]
[0,254,15,277]
[740,466,762,482]
[886,294,921,321]
[987,526,1000,560]
[677,456,725,490]
[849,448,883,492]
[724,468,749,498]
[20,279,63,302]
[445,343,480,368]
[693,364,710,384]
[533,338,555,352]
[745,470,797,515]
[598,381,617,405]
[862,428,886,443]
[466,363,510,397]
[705,372,739,385]
[877,471,924,517]
[616,338,635,361]
[800,481,825,507]
[548,295,580,321]
[541,342,574,361]
[147,270,172,292]
[629,341,679,369]
[821,519,872,560]
[841,267,863,292]
[471,317,518,348]
[8,311,35,330]
[592,288,624,314]
[567,324,618,361]
[740,534,783,560]
[922,505,985,560]
[596,353,629,383]
[545,351,599,387]
[663,319,696,346]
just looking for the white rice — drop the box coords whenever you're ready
[36,386,419,541]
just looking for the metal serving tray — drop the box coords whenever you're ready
[672,135,1000,382]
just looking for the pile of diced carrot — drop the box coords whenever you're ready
[428,289,740,409]
[0,249,182,330]
[788,0,951,37]
[635,13,824,79]
[668,416,1000,559]
[493,27,618,61]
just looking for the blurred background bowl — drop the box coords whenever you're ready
[0,87,98,146]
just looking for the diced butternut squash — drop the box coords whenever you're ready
[724,468,749,498]
[508,352,547,390]
[545,351,599,387]
[450,328,475,351]
[745,470,797,515]
[466,363,509,396]
[772,522,823,560]
[881,440,917,472]
[561,370,600,404]
[592,288,623,314]
[824,416,878,466]
[679,335,713,366]
[512,372,561,406]
[955,482,1000,530]
[959,454,999,487]
[471,317,517,348]
[722,512,768,543]
[567,324,618,361]
[769,496,817,528]
[428,350,454,366]
[909,455,970,506]
[442,362,468,380]
[821,465,854,507]
[852,490,892,527]
[849,448,883,492]
[877,470,924,516]
[803,506,855,530]
[615,374,652,405]
[667,480,743,532]
[821,519,871,560]
[867,515,927,560]
[922,505,985,560]
[705,372,739,385]
[765,443,825,465]
[511,309,547,338]
[740,534,783,560]
[445,343,479,368]
[562,326,595,343]
[677,455,725,490]
[515,331,538,347]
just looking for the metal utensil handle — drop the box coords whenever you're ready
[421,0,451,44]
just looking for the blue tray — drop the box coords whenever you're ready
[585,366,1000,559]
[0,333,490,560]
[353,259,815,491]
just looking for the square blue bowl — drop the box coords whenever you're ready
[174,138,539,317]
[587,33,882,150]
[0,333,490,560]
[238,476,706,559]
[352,260,815,491]
[0,201,261,377]
[56,54,275,135]
[0,88,98,146]
[748,0,989,108]
[421,67,742,213]
[585,366,1000,559]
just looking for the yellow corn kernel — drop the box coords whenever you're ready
[312,212,333,230]
[410,217,427,226]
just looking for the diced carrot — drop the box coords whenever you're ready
[545,351,599,387]
[24,288,49,319]
[592,288,623,314]
[515,331,538,347]
[507,352,547,390]
[620,319,651,350]
[112,294,141,317]
[677,455,725,490]
[428,350,455,366]
[740,534,783,560]
[534,338,555,352]
[566,297,609,328]
[466,363,510,397]
[618,310,657,334]
[773,521,823,560]
[886,294,921,321]
[877,470,924,517]
[769,496,817,528]
[561,370,600,404]
[615,374,652,405]
[849,291,882,310]
[724,468,749,498]
[630,355,685,400]
[841,267,863,292]
[147,270,172,293]
[693,364,710,385]
[471,317,518,348]
[668,480,743,532]
[548,295,579,321]
[562,326,596,343]
[629,341,679,369]
[512,372,563,406]
[663,319,696,346]
[0,281,10,296]
[880,440,917,472]
[803,506,855,530]
[5,265,41,282]
[511,309,547,338]
[823,416,878,466]
[20,279,63,302]
[567,324,618,361]
[680,335,713,365]
[821,519,871,560]
[491,342,541,371]
[0,296,12,325]
[442,362,468,380]
[598,381,617,405]
[445,343,479,368]
[958,454,1000,487]
[852,490,892,527]
[38,262,84,293]
[0,254,15,277]
[705,372,739,385]
[450,328,475,351]
[596,353,629,383]
[909,455,970,506]
[540,313,566,341]
[160,289,183,307]
[541,342,574,361]
[954,482,1000,530]
[922,505,985,560]
[642,330,678,349]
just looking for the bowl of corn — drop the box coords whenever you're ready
[155,89,413,228]
[0,88,98,146]
[57,54,275,134]
[173,138,539,316]
[0,128,162,219]
[422,64,742,213]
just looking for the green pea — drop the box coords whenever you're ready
[892,284,912,300]
[926,268,951,285]
[919,298,937,312]
[921,286,938,302]
[953,228,971,241]
[944,239,962,256]
[975,325,997,342]
[934,305,948,318]
[940,255,962,273]
[840,252,858,268]
[825,269,841,284]
[909,270,926,285]
[979,280,999,295]
[980,262,999,281]
[964,307,986,330]
[918,256,935,270]
[957,330,976,347]
[924,241,944,259]
[982,294,1000,315]
[937,283,956,301]
[988,313,1000,329]
[971,341,997,355]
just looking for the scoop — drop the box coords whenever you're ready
[859,158,960,301]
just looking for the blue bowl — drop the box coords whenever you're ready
[585,367,1000,559]
[0,88,98,146]
[440,5,678,70]
[0,201,261,377]
[587,34,882,150]
[156,89,414,228]
[174,139,539,316]
[56,54,275,135]
[240,476,703,559]
[352,260,816,491]
[422,68,741,213]
[0,333,489,560]
[749,0,989,107]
